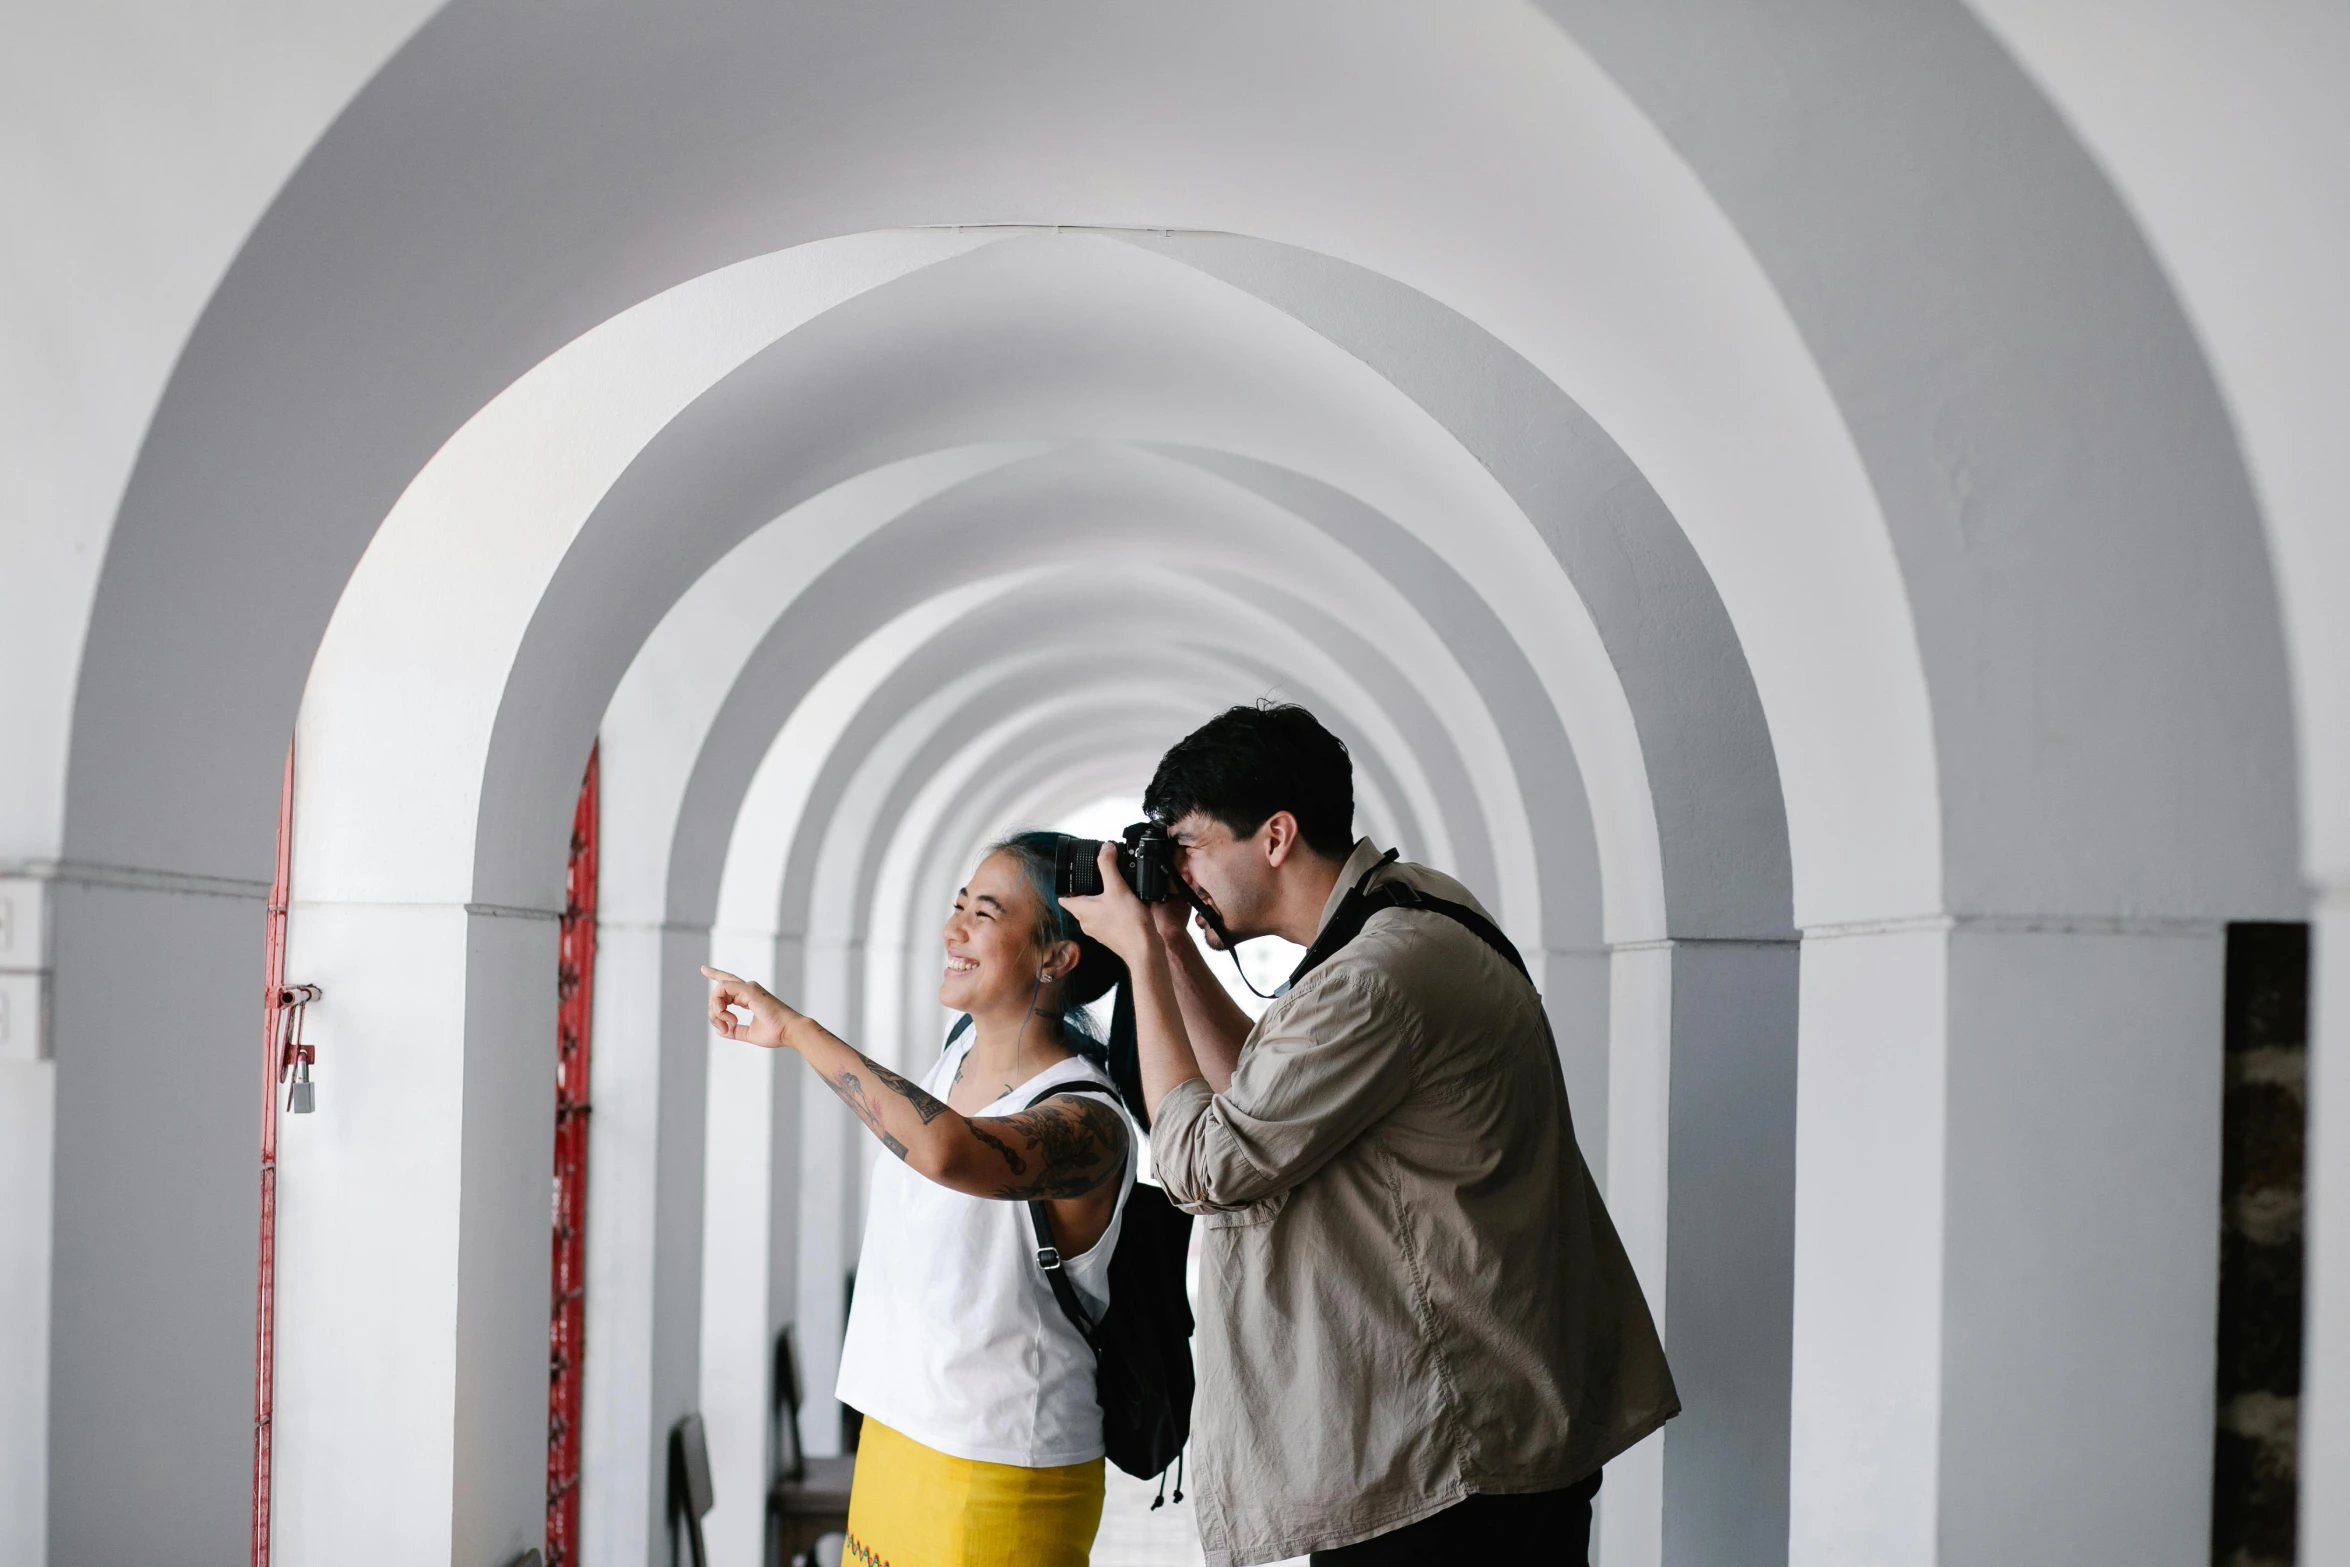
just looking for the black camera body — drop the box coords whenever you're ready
[1056,821,1176,904]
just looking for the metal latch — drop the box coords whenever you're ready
[275,983,322,1114]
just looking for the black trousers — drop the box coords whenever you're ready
[1308,1471,1603,1565]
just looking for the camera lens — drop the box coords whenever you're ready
[1055,837,1107,898]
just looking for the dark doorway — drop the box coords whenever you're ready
[2212,922,2307,1567]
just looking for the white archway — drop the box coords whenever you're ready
[3,8,2321,1567]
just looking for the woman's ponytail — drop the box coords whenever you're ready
[988,832,1128,1073]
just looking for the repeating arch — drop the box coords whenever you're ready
[5,8,2320,1567]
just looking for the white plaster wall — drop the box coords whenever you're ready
[1960,0,2349,885]
[1939,10,2350,1546]
[695,930,779,1567]
[1937,927,2224,1566]
[271,902,473,1562]
[1661,942,1800,1567]
[0,1057,54,1567]
[580,915,668,1565]
[1786,929,1949,1567]
[1,10,437,1548]
[452,913,566,1567]
[7,10,2323,1566]
[1599,943,1673,1567]
[43,878,270,1563]
[0,0,436,865]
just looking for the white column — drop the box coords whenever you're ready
[0,874,52,1567]
[792,932,860,1466]
[1661,941,1799,1567]
[698,926,780,1567]
[584,916,714,1567]
[1937,927,2223,1565]
[1786,927,1950,1566]
[1598,943,1671,1567]
[585,917,661,1567]
[273,900,559,1566]
[1789,922,2226,1566]
[45,876,271,1562]
[1598,938,1802,1567]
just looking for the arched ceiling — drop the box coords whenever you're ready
[12,6,2328,1561]
[86,3,1926,944]
[26,0,2298,948]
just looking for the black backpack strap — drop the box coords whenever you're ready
[1374,880,1532,983]
[1283,852,1533,992]
[1027,1201,1103,1352]
[1018,1079,1123,1355]
[1280,850,1397,990]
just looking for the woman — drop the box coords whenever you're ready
[703,832,1135,1567]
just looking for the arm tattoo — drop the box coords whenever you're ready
[820,1050,1124,1203]
[862,1055,951,1124]
[972,1094,1130,1200]
[823,1069,909,1160]
[820,1048,951,1162]
[967,1121,1028,1175]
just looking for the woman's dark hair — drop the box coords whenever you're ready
[1143,702,1355,858]
[985,832,1124,1067]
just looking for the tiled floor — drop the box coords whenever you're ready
[1090,1466,1308,1567]
[1090,1464,1203,1566]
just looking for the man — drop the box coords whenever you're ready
[1066,704,1675,1566]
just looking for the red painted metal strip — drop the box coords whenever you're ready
[252,742,294,1567]
[547,744,599,1565]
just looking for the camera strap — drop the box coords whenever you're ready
[1280,850,1533,996]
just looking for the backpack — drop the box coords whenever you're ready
[941,1016,1197,1486]
[1022,1085,1196,1487]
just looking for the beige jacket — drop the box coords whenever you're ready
[1150,841,1677,1566]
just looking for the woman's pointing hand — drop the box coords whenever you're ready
[702,965,801,1048]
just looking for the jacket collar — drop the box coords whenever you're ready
[1313,838,1388,941]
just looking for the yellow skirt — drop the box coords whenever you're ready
[843,1419,1104,1567]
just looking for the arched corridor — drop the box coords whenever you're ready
[3,5,2344,1565]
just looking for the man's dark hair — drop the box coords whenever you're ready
[1144,703,1355,859]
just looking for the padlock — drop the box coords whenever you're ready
[287,1056,315,1115]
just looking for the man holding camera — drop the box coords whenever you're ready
[1066,704,1675,1566]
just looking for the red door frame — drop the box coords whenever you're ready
[252,745,602,1561]
[547,744,599,1563]
[251,744,294,1567]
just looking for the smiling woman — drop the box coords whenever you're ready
[701,835,1137,1567]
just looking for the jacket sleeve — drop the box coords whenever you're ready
[1148,964,1418,1213]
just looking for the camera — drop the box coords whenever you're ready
[1056,820,1176,904]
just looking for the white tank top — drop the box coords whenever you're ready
[833,1035,1135,1467]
